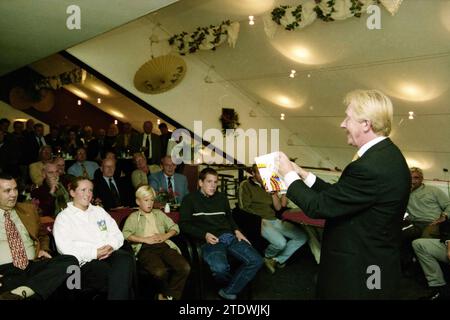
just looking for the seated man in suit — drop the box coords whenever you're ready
[93,158,133,211]
[0,173,78,300]
[179,168,263,300]
[150,156,189,205]
[67,147,99,180]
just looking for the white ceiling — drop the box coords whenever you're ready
[4,0,450,180]
[0,0,177,75]
[148,0,450,179]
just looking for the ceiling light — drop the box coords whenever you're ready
[280,113,285,120]
[114,120,118,125]
[293,47,310,59]
[157,119,161,125]
[289,69,296,78]
[97,98,102,104]
[248,16,255,25]
[307,73,311,78]
[70,88,88,99]
[110,110,124,118]
[77,99,82,106]
[91,84,110,96]
[408,111,414,120]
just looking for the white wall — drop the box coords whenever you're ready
[67,18,329,166]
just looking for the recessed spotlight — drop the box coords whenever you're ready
[289,70,296,78]
[114,120,118,125]
[280,113,285,120]
[249,16,255,25]
[97,98,102,104]
[77,99,82,106]
[408,111,414,120]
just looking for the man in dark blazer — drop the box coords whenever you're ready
[150,156,189,204]
[0,173,78,300]
[277,89,411,299]
[93,158,133,211]
[129,121,161,165]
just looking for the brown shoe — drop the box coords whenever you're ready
[0,291,25,300]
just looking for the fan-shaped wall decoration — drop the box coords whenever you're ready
[134,54,186,94]
[9,87,55,112]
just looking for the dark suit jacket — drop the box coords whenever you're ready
[93,175,133,211]
[287,138,411,299]
[14,202,50,255]
[129,133,161,165]
[149,171,189,204]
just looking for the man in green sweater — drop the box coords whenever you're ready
[179,168,263,300]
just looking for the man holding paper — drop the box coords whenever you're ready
[276,89,411,299]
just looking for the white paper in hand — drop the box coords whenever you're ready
[254,152,288,193]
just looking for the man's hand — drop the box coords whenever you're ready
[144,234,167,244]
[97,245,114,260]
[275,152,295,177]
[235,230,251,245]
[430,213,448,226]
[37,250,52,259]
[205,232,219,245]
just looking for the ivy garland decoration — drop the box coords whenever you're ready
[168,20,239,55]
[271,0,392,31]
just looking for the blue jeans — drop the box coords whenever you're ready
[261,219,308,264]
[202,236,263,295]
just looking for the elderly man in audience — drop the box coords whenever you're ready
[53,177,135,300]
[93,158,133,211]
[0,173,78,300]
[29,145,53,187]
[239,164,308,274]
[402,167,450,274]
[53,156,75,190]
[67,147,99,180]
[31,162,70,218]
[150,155,189,205]
[180,168,263,300]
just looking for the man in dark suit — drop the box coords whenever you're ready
[277,89,411,299]
[130,121,161,165]
[0,173,78,300]
[93,158,133,211]
[150,155,189,204]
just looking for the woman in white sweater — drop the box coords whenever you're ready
[53,176,135,300]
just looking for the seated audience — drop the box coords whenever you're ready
[0,173,78,300]
[150,156,189,204]
[53,177,135,300]
[67,147,99,180]
[93,158,133,211]
[179,168,263,300]
[30,162,69,217]
[402,167,450,272]
[412,218,450,300]
[122,185,190,300]
[29,145,53,186]
[239,164,308,273]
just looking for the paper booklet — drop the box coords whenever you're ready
[254,153,288,194]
